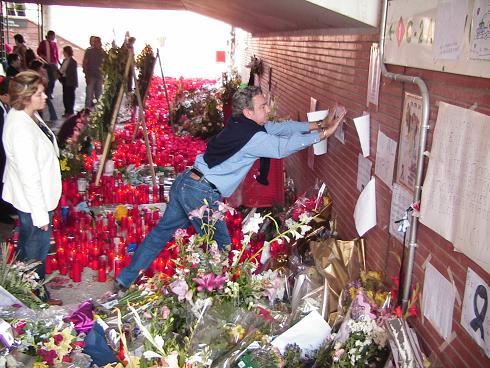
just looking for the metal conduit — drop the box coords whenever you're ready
[378,0,431,312]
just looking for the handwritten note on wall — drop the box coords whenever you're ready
[420,102,490,273]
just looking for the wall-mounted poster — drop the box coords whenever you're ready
[384,0,490,79]
[470,0,490,61]
[396,93,422,192]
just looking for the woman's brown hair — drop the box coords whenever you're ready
[8,71,45,111]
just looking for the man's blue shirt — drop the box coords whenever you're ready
[194,120,320,197]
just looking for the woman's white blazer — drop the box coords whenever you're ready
[2,109,61,227]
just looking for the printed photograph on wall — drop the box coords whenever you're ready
[396,92,422,191]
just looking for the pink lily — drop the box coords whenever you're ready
[193,272,227,292]
[189,204,208,220]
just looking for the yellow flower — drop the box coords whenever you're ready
[367,271,382,281]
[349,287,356,300]
[33,363,49,368]
[60,158,71,172]
[114,205,129,221]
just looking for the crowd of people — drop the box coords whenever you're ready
[2,30,106,123]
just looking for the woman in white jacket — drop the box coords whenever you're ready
[2,71,61,303]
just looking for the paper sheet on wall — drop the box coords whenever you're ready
[470,0,490,61]
[432,0,468,60]
[422,263,455,340]
[367,43,381,106]
[354,177,376,236]
[420,102,490,273]
[461,268,490,358]
[357,154,372,192]
[354,113,370,157]
[334,106,347,144]
[389,184,413,245]
[307,97,318,170]
[375,130,397,187]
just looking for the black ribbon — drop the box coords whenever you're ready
[470,284,487,340]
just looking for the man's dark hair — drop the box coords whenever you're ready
[28,59,43,71]
[63,45,73,57]
[46,30,55,38]
[7,53,19,66]
[232,86,262,116]
[14,34,25,44]
[0,77,10,96]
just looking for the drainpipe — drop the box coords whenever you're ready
[379,0,430,313]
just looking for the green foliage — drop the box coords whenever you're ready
[219,70,241,104]
[88,45,128,141]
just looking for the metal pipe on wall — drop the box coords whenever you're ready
[378,0,431,312]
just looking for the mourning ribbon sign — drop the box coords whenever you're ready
[470,285,488,340]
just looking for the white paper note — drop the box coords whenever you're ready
[422,263,455,340]
[367,43,381,106]
[334,105,347,144]
[470,0,490,61]
[353,113,370,157]
[375,130,397,187]
[420,102,490,273]
[357,154,372,192]
[433,0,468,60]
[271,310,331,356]
[389,184,413,245]
[354,177,376,236]
[461,268,490,357]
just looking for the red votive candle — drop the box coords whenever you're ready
[98,255,108,282]
[45,255,53,274]
[114,257,123,279]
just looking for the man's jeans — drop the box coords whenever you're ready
[85,77,103,108]
[117,170,231,288]
[46,78,57,121]
[17,210,53,281]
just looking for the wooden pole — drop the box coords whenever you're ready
[132,57,157,188]
[131,54,156,141]
[95,50,133,186]
[156,48,171,110]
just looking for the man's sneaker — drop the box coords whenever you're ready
[112,281,128,298]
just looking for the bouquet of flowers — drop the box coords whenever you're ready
[0,243,53,309]
[170,86,224,139]
[108,203,314,367]
[219,70,241,104]
[315,315,389,367]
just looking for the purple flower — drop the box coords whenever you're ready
[193,272,226,292]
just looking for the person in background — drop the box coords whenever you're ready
[28,59,48,81]
[82,36,105,108]
[13,34,28,70]
[6,53,21,77]
[0,77,16,225]
[2,71,62,305]
[37,30,59,123]
[114,86,347,292]
[24,48,37,70]
[59,46,78,117]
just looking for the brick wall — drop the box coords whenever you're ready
[245,31,490,367]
